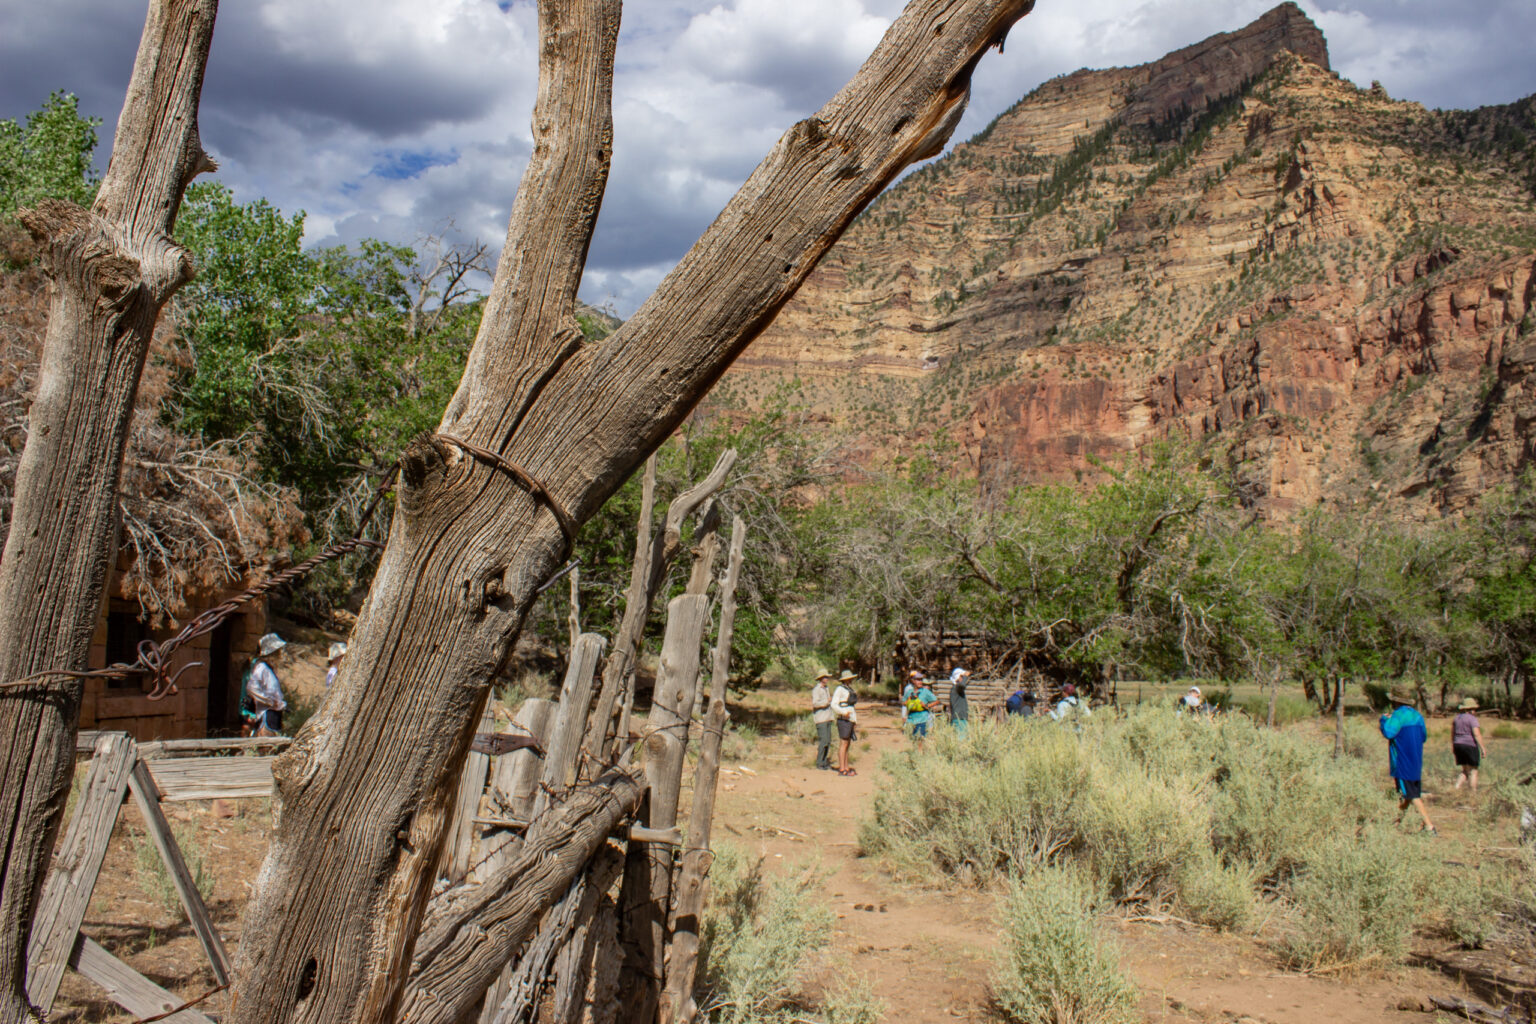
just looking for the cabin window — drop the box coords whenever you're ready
[104,611,150,688]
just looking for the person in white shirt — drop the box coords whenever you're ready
[831,670,859,776]
[325,641,348,689]
[245,632,288,736]
[1050,683,1090,727]
[810,670,835,770]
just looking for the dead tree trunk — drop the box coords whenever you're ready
[397,769,644,1024]
[590,451,735,767]
[660,517,746,1024]
[0,2,217,1016]
[228,0,1035,1020]
[617,594,711,1023]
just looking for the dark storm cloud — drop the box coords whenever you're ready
[3,0,1532,318]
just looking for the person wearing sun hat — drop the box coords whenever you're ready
[325,641,348,689]
[1379,685,1435,834]
[810,669,835,770]
[243,632,289,736]
[1451,697,1488,793]
[831,670,859,775]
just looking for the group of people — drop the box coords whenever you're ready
[810,669,862,775]
[237,632,348,737]
[807,666,1096,772]
[1380,687,1490,836]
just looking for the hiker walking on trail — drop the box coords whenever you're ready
[325,641,347,688]
[832,670,859,776]
[1380,686,1435,835]
[811,670,835,771]
[948,667,971,738]
[243,633,288,736]
[1451,697,1488,794]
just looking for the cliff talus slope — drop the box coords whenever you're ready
[719,3,1536,516]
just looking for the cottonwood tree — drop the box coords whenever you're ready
[0,1,217,1018]
[0,0,1034,1020]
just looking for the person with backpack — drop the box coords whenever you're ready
[242,632,289,736]
[1381,685,1435,835]
[948,667,971,738]
[832,670,859,776]
[1050,683,1090,726]
[1006,685,1035,718]
[810,669,835,770]
[906,675,938,743]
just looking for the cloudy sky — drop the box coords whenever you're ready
[2,0,1532,314]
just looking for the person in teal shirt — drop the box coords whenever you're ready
[907,681,937,742]
[1380,686,1436,835]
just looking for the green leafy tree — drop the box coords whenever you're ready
[0,90,100,222]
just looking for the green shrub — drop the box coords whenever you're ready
[1490,722,1528,740]
[1235,693,1315,726]
[1276,825,1435,970]
[1178,850,1254,931]
[132,822,215,917]
[721,722,761,762]
[697,844,832,1024]
[990,865,1138,1024]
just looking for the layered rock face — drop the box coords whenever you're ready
[717,3,1536,517]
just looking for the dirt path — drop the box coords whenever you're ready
[718,689,1505,1024]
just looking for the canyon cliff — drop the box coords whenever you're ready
[718,2,1536,517]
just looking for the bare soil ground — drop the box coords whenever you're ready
[45,666,1536,1022]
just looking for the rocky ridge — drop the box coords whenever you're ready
[716,3,1536,517]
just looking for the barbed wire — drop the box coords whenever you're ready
[0,463,400,699]
[2,429,580,701]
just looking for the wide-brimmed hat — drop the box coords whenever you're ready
[1388,685,1416,705]
[258,632,287,657]
[815,669,833,680]
[1188,685,1202,696]
[328,642,348,662]
[838,670,857,682]
[1458,697,1480,711]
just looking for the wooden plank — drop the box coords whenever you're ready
[137,735,291,759]
[145,756,275,801]
[25,731,136,1012]
[662,516,746,1024]
[475,698,557,1024]
[127,760,231,984]
[444,701,496,883]
[71,935,215,1024]
[532,633,606,817]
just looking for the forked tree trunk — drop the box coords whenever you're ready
[0,2,217,1017]
[229,0,1034,1020]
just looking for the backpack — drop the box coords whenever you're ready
[238,661,263,721]
[906,695,926,714]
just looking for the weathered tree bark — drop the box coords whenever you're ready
[659,517,746,1024]
[397,769,644,1024]
[0,3,217,1017]
[590,451,734,767]
[229,0,1033,1019]
[485,845,622,1024]
[616,594,710,1023]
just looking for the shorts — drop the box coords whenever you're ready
[1453,744,1481,768]
[837,718,857,741]
[910,720,929,739]
[259,708,284,734]
[1396,778,1422,801]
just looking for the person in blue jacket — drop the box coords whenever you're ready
[1380,685,1436,835]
